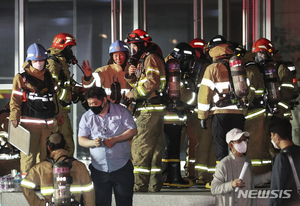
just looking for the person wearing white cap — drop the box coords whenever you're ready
[211,128,271,206]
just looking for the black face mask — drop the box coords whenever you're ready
[90,105,103,114]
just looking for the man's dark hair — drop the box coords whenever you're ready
[269,116,292,140]
[46,132,67,157]
[84,86,107,101]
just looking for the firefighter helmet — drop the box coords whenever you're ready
[26,43,48,62]
[252,38,277,56]
[170,42,195,62]
[109,40,129,54]
[125,29,152,44]
[207,35,228,51]
[189,38,206,53]
[125,29,152,61]
[228,41,247,57]
[51,33,77,50]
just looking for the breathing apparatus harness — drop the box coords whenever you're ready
[212,55,248,108]
[46,155,82,206]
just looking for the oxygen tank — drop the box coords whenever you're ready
[263,62,281,105]
[229,56,249,98]
[53,161,73,206]
[166,59,181,102]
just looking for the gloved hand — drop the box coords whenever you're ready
[81,60,92,77]
[119,92,132,108]
[200,119,207,129]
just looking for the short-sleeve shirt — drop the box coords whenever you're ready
[78,101,137,172]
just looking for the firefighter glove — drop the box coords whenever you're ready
[201,119,207,129]
[119,92,132,108]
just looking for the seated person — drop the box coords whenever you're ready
[21,132,95,206]
[211,128,271,206]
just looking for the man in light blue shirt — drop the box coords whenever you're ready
[78,86,137,206]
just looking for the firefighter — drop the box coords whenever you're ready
[81,40,131,104]
[21,132,95,206]
[47,33,77,157]
[124,29,166,192]
[198,35,245,163]
[252,38,294,159]
[9,43,57,174]
[186,38,216,186]
[162,42,197,188]
[230,41,273,175]
[252,38,294,120]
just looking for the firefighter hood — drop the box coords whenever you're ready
[209,44,234,61]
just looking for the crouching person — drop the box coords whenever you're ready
[211,128,271,206]
[21,133,95,206]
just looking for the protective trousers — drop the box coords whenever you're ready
[187,114,216,183]
[20,123,54,174]
[57,113,74,156]
[212,113,245,161]
[131,111,165,192]
[244,114,273,175]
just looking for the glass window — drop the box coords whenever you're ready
[0,1,15,109]
[146,1,194,57]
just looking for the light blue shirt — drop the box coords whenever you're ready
[78,102,137,172]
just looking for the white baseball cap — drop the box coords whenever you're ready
[226,128,250,144]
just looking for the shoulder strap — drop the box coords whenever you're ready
[286,153,300,196]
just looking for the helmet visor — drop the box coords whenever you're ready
[129,43,139,56]
[255,52,267,65]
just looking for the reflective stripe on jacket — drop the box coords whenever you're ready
[82,63,131,103]
[9,63,57,122]
[21,149,95,206]
[125,53,166,101]
[47,47,72,115]
[197,44,243,120]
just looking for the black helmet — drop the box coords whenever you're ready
[170,42,195,62]
[228,41,247,57]
[170,42,196,73]
[207,35,228,51]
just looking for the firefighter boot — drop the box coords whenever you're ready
[168,160,193,188]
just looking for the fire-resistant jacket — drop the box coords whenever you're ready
[82,63,131,103]
[273,61,294,119]
[47,47,72,115]
[124,52,166,113]
[243,52,265,120]
[197,44,243,120]
[21,149,95,206]
[9,62,56,125]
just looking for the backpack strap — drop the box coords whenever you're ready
[285,152,300,196]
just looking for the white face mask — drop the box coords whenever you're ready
[233,141,247,154]
[271,139,280,149]
[32,61,45,71]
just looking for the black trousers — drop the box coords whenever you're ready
[89,160,134,206]
[211,113,245,161]
[163,124,182,159]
